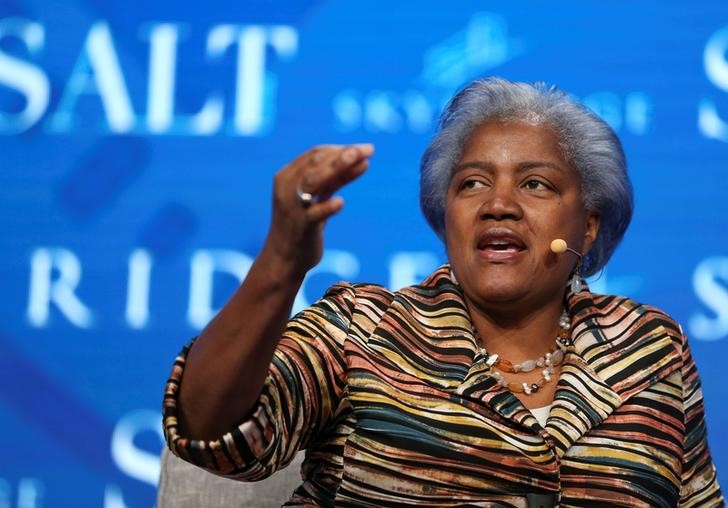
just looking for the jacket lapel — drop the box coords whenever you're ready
[396,266,683,457]
[546,351,622,457]
[545,287,682,457]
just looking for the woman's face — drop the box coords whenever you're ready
[445,120,600,313]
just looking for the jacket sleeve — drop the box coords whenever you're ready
[678,332,724,507]
[162,282,355,480]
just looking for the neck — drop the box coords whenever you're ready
[466,296,566,361]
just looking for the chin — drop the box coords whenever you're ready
[467,282,528,306]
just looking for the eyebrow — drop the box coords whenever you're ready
[453,160,567,174]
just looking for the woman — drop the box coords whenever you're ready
[163,78,723,506]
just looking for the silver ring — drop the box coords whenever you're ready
[296,186,315,207]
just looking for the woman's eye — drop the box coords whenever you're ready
[461,179,485,190]
[524,179,551,191]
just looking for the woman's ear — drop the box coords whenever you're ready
[583,212,601,255]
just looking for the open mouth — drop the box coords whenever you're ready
[477,230,526,255]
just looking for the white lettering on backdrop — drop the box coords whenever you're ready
[25,246,728,341]
[0,18,298,136]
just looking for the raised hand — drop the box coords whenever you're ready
[265,144,374,277]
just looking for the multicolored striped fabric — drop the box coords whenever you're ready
[163,265,723,507]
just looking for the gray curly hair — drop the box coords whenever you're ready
[420,77,633,276]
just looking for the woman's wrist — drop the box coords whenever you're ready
[255,241,308,289]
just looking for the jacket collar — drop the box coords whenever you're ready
[398,265,682,455]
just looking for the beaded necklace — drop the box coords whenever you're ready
[476,311,572,395]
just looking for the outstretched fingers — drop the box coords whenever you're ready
[267,143,373,273]
[299,144,374,203]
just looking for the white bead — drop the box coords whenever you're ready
[552,349,564,365]
[523,383,531,394]
[560,314,571,329]
[520,360,536,372]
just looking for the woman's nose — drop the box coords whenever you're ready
[478,186,523,221]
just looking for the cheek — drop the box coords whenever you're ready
[444,204,465,242]
[552,199,589,240]
[445,229,467,261]
[444,216,472,269]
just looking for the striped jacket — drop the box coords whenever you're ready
[164,266,723,507]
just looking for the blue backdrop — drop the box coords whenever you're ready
[2,1,728,506]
